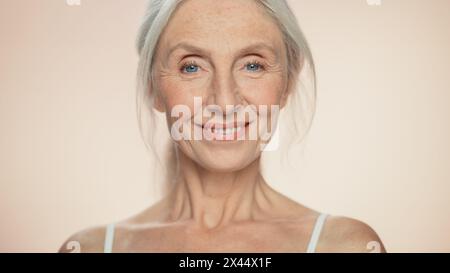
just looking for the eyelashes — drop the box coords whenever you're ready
[179,59,266,74]
[180,60,200,74]
[244,60,265,72]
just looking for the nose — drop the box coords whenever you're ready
[206,68,242,116]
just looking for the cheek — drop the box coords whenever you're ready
[158,78,205,132]
[237,77,285,136]
[238,75,286,106]
[159,78,199,111]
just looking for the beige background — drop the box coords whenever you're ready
[1,0,449,252]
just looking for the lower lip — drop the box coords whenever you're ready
[202,123,249,141]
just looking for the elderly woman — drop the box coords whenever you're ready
[60,0,385,253]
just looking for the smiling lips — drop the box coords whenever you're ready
[201,121,249,141]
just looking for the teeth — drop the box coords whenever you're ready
[212,126,243,135]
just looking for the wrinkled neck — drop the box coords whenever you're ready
[165,149,275,230]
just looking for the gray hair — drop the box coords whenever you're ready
[135,0,316,173]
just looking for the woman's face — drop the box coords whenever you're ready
[153,0,289,172]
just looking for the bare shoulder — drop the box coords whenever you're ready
[318,215,386,253]
[58,225,107,253]
[57,200,167,253]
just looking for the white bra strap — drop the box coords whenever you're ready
[306,213,328,253]
[104,223,115,253]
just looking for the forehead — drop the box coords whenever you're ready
[159,0,284,52]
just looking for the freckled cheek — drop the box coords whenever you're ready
[158,80,202,129]
[166,92,195,111]
[159,80,198,111]
[239,78,286,107]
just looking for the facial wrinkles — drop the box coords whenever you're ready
[152,0,289,143]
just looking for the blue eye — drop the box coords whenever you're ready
[246,62,263,72]
[182,63,199,73]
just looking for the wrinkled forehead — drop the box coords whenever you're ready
[157,0,285,55]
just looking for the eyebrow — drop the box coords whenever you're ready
[167,41,279,60]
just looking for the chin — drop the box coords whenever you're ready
[193,143,260,173]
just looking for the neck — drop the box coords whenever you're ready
[165,150,277,230]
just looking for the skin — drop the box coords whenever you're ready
[59,0,385,253]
